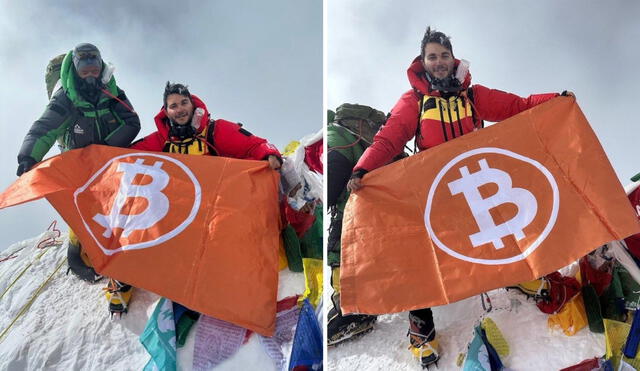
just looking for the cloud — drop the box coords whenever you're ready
[328,0,640,187]
[0,0,321,248]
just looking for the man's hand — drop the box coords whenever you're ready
[347,176,363,192]
[267,155,282,170]
[16,157,37,177]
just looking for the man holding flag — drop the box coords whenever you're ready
[345,27,572,367]
[115,81,281,316]
[3,80,284,333]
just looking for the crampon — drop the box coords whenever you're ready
[104,279,132,318]
[408,330,440,369]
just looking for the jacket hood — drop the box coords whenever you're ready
[407,56,472,96]
[153,94,211,136]
[59,50,118,106]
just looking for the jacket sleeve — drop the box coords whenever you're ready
[353,90,419,173]
[212,119,281,160]
[18,89,73,163]
[472,84,559,122]
[103,88,141,147]
[328,150,353,207]
[130,131,166,151]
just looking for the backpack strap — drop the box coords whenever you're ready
[466,87,484,129]
[204,120,218,155]
[414,92,425,154]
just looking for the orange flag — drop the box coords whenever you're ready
[0,145,281,336]
[341,97,640,315]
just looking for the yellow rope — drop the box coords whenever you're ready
[0,248,52,301]
[0,257,67,344]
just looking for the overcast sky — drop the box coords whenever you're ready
[2,1,639,250]
[0,0,321,249]
[328,1,640,184]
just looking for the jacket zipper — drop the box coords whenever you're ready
[94,108,102,142]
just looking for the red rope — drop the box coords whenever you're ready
[0,255,16,263]
[100,88,136,113]
[327,120,365,153]
[37,220,63,249]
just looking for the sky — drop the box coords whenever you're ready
[0,0,322,248]
[2,1,640,249]
[328,0,640,183]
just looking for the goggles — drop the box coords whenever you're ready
[72,44,103,75]
[74,54,102,76]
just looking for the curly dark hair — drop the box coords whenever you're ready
[420,27,453,60]
[163,81,191,107]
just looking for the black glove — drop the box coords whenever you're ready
[16,157,37,177]
[350,169,368,179]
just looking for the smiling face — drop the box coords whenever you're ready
[422,42,454,80]
[165,94,194,125]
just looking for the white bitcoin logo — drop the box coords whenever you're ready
[448,158,537,250]
[93,159,170,238]
[424,147,559,265]
[74,153,201,256]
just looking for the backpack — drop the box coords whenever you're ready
[45,53,66,99]
[333,103,387,145]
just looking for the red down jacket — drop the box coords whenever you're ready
[131,94,280,160]
[353,56,559,173]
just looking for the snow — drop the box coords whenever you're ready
[0,232,616,371]
[0,231,306,370]
[328,284,606,370]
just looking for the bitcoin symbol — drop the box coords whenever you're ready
[93,159,170,238]
[448,158,537,250]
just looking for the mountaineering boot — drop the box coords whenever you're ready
[327,305,377,346]
[66,238,103,283]
[408,312,440,368]
[104,279,132,317]
[506,278,549,300]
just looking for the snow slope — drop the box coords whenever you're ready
[328,280,606,370]
[0,231,305,370]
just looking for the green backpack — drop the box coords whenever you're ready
[334,103,387,145]
[45,53,66,99]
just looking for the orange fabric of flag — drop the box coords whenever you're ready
[0,145,281,336]
[340,97,640,315]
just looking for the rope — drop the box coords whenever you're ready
[36,220,62,249]
[100,88,136,113]
[327,120,366,153]
[0,256,17,264]
[0,221,64,301]
[0,257,67,344]
[0,248,52,301]
[0,245,29,264]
